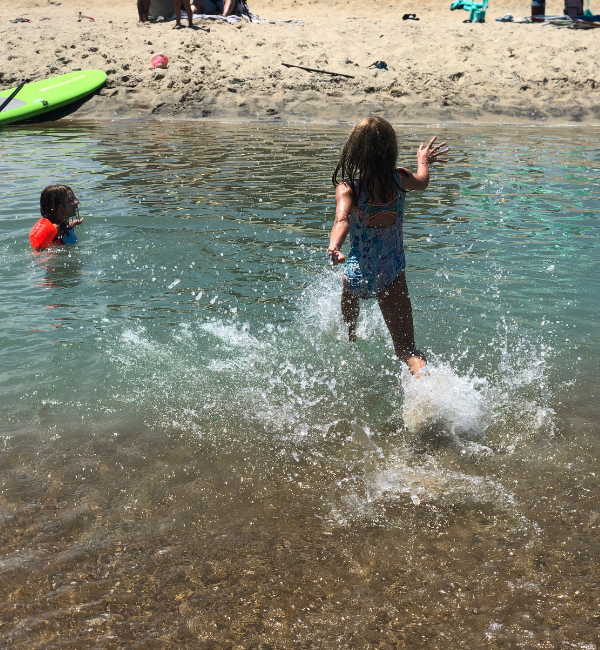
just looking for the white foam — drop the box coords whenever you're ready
[369,455,514,507]
[402,363,491,444]
[120,329,154,350]
[199,320,265,349]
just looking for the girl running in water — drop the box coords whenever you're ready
[328,117,448,376]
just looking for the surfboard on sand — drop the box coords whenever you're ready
[0,70,107,126]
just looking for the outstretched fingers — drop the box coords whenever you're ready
[418,136,450,164]
[428,140,450,164]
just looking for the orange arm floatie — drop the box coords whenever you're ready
[29,218,58,251]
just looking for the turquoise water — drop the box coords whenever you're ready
[1,122,599,648]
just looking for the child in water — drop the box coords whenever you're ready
[29,185,83,251]
[328,117,448,376]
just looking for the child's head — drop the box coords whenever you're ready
[332,117,400,202]
[40,185,78,225]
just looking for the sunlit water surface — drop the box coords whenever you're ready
[0,122,599,649]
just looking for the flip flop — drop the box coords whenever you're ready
[368,60,388,70]
[402,13,419,20]
[11,17,32,22]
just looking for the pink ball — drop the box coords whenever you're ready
[151,54,169,69]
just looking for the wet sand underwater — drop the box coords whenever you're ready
[2,408,600,649]
[1,121,599,648]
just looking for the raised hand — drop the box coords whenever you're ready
[417,136,450,165]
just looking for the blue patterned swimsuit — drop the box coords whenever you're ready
[343,171,406,299]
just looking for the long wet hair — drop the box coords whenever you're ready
[40,184,74,224]
[332,117,403,204]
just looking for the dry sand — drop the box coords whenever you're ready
[2,0,600,124]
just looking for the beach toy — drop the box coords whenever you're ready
[60,227,78,245]
[450,0,488,22]
[151,53,169,69]
[29,218,58,251]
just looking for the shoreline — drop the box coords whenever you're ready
[15,114,600,129]
[38,97,600,127]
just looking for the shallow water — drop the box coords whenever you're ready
[0,121,599,649]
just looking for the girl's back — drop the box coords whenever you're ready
[345,170,406,299]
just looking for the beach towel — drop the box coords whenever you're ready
[179,9,303,23]
[155,0,303,23]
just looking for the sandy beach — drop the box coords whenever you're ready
[2,0,599,124]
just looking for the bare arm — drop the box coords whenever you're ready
[399,136,449,191]
[328,183,354,265]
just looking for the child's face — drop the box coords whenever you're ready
[57,192,79,222]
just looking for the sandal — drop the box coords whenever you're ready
[368,60,388,70]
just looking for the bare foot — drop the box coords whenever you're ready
[407,355,428,378]
[172,22,183,28]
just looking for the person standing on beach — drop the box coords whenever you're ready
[174,0,196,27]
[137,0,151,21]
[328,117,448,377]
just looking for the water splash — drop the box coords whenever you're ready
[401,363,492,454]
[109,265,556,457]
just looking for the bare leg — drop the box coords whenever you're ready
[137,0,150,21]
[222,0,235,15]
[341,281,359,343]
[183,0,194,24]
[377,272,427,376]
[173,0,182,26]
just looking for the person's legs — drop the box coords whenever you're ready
[137,0,150,21]
[341,281,360,343]
[377,272,427,375]
[173,0,182,26]
[173,0,194,26]
[183,0,194,24]
[222,0,235,15]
